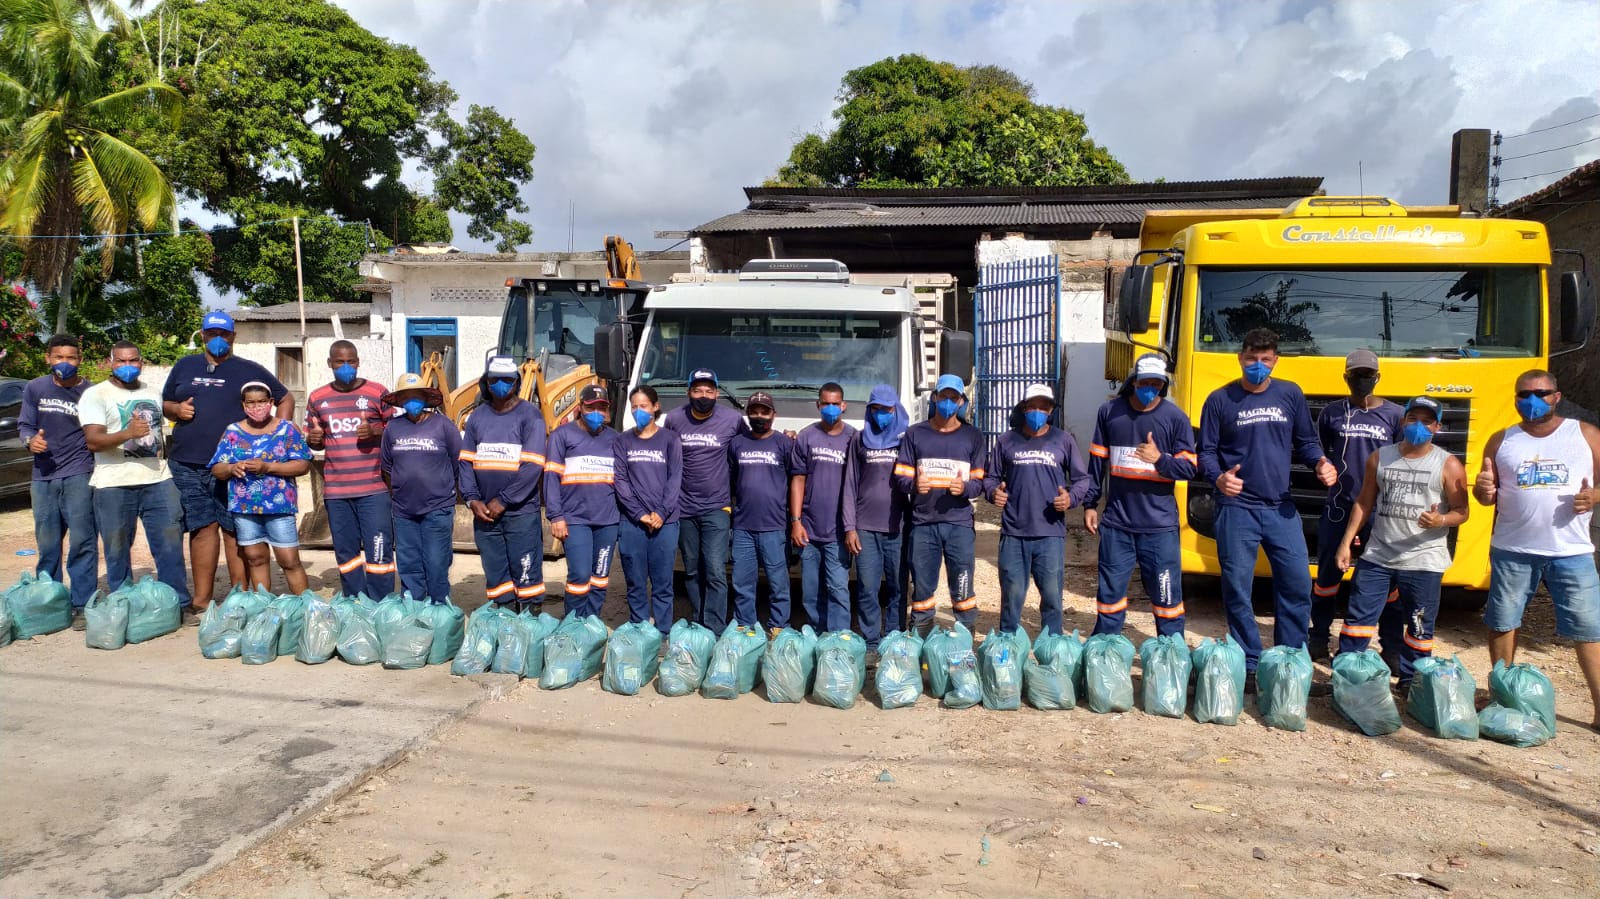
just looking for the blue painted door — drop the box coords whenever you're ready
[406,317,458,383]
[973,257,1060,440]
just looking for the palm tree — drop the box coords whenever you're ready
[0,0,181,333]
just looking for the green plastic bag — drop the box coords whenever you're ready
[1024,660,1072,710]
[85,590,130,650]
[701,623,767,699]
[491,611,537,677]
[603,621,664,695]
[125,577,181,644]
[1192,636,1247,725]
[1256,645,1313,731]
[1331,649,1402,736]
[875,630,925,710]
[382,618,434,669]
[421,599,466,665]
[521,612,562,678]
[1479,704,1551,747]
[922,621,973,699]
[1407,655,1479,740]
[372,592,418,649]
[813,630,867,709]
[5,571,72,638]
[657,620,716,696]
[979,630,1030,711]
[296,595,339,664]
[200,602,243,659]
[269,593,308,656]
[451,602,510,676]
[1029,630,1083,710]
[1083,633,1136,714]
[221,586,273,622]
[540,613,608,689]
[942,649,982,709]
[1489,661,1556,740]
[1139,634,1192,719]
[762,626,818,703]
[334,601,381,666]
[241,608,283,665]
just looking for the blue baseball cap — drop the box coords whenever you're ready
[202,310,236,332]
[934,374,966,396]
[1406,396,1443,420]
[689,368,718,388]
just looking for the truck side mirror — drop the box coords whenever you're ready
[940,330,974,381]
[1559,269,1595,347]
[1110,264,1155,335]
[593,322,629,382]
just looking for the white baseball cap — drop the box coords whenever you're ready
[1132,354,1171,382]
[1023,384,1054,403]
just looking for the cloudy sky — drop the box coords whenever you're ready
[333,0,1600,255]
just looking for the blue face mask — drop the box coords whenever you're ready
[1516,394,1552,421]
[1024,410,1050,432]
[112,364,141,384]
[935,397,961,420]
[403,398,427,418]
[583,411,607,431]
[1402,422,1434,446]
[487,379,515,399]
[1135,385,1161,406]
[333,363,358,385]
[205,336,231,358]
[1242,361,1271,385]
[51,362,78,380]
[632,408,655,430]
[819,403,842,426]
[869,409,894,432]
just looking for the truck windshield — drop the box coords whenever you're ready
[1194,266,1542,358]
[500,286,609,366]
[639,311,901,402]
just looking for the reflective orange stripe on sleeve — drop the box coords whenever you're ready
[1089,443,1109,458]
[893,464,916,478]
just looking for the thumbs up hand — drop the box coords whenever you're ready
[1576,478,1595,515]
[1134,431,1162,463]
[1315,457,1337,487]
[304,419,325,448]
[27,428,47,454]
[1418,502,1446,529]
[1216,463,1245,497]
[991,482,1008,509]
[1474,458,1498,503]
[1052,485,1073,512]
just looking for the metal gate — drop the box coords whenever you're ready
[973,256,1060,440]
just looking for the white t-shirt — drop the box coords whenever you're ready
[79,380,169,488]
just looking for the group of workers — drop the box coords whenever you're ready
[18,315,1600,723]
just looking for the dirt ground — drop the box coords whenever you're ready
[4,499,1598,899]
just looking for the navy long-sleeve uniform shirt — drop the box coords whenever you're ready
[730,431,795,533]
[791,423,856,543]
[1087,397,1197,533]
[1317,398,1402,510]
[457,399,546,512]
[614,429,683,525]
[842,432,909,536]
[1198,379,1324,508]
[544,423,620,526]
[381,412,462,518]
[892,421,987,527]
[661,404,746,516]
[983,427,1094,538]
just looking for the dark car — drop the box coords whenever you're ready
[0,376,31,499]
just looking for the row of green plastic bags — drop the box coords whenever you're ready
[2,571,73,643]
[82,578,183,649]
[1329,650,1558,745]
[197,588,465,669]
[448,602,613,690]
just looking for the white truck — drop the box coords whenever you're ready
[592,259,971,429]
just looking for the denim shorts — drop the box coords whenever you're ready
[170,460,234,533]
[234,512,300,549]
[1485,548,1600,642]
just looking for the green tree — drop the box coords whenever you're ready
[0,0,183,331]
[771,54,1129,188]
[121,0,536,303]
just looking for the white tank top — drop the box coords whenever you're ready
[1492,418,1595,556]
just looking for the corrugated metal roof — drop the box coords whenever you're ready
[1498,158,1600,214]
[232,302,373,322]
[741,177,1323,203]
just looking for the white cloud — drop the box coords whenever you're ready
[333,0,1600,252]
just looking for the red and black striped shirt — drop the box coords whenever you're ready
[307,380,389,499]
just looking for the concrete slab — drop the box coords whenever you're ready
[0,624,504,898]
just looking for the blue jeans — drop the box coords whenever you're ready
[854,529,905,649]
[1485,549,1600,642]
[1342,560,1443,681]
[32,473,97,609]
[622,518,679,634]
[1215,502,1313,670]
[561,523,617,619]
[909,522,976,633]
[326,492,395,600]
[1092,526,1184,637]
[998,535,1065,636]
[732,529,790,630]
[678,508,732,633]
[800,540,850,633]
[1309,504,1370,648]
[92,480,191,607]
[395,507,453,603]
[474,508,544,606]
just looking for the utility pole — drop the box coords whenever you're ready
[1380,290,1393,351]
[293,216,308,407]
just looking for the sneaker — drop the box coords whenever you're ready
[1308,644,1331,664]
[865,650,880,670]
[1393,678,1413,696]
[1308,682,1333,698]
[70,608,87,632]
[1244,672,1258,695]
[182,608,201,628]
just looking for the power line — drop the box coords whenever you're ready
[1501,163,1588,184]
[1500,111,1600,141]
[1500,133,1600,162]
